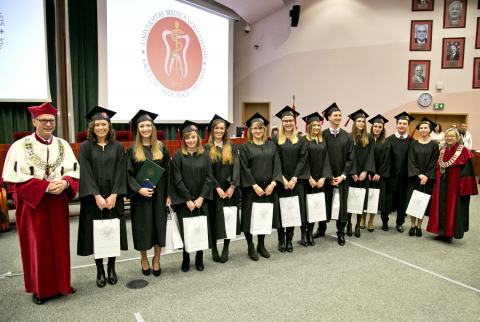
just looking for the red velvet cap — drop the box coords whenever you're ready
[27,103,58,118]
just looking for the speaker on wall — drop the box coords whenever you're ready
[290,5,300,27]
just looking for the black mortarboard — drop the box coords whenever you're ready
[275,106,300,120]
[345,109,370,126]
[244,112,270,128]
[85,106,116,123]
[394,111,415,124]
[301,112,323,132]
[368,114,389,125]
[130,109,158,139]
[321,102,341,124]
[178,120,204,135]
[207,114,231,133]
[415,116,437,131]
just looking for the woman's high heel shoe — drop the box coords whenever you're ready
[141,259,150,276]
[152,258,161,277]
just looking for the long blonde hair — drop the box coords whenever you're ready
[247,122,267,144]
[278,116,298,145]
[181,131,204,155]
[351,119,369,147]
[208,120,233,165]
[306,121,322,142]
[133,124,163,161]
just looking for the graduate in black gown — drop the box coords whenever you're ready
[406,117,439,237]
[272,106,309,252]
[171,121,213,272]
[240,113,283,261]
[313,103,356,246]
[363,114,391,232]
[345,109,375,238]
[126,110,171,276]
[302,112,332,245]
[203,114,240,263]
[77,106,128,288]
[427,127,478,243]
[382,112,415,233]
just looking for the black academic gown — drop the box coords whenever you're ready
[369,138,391,212]
[406,140,438,217]
[239,141,283,233]
[273,135,310,225]
[77,140,128,256]
[385,134,412,215]
[304,137,333,196]
[126,143,171,250]
[171,149,213,248]
[322,129,356,222]
[203,142,241,240]
[348,134,375,210]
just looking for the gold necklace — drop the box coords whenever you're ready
[438,144,463,174]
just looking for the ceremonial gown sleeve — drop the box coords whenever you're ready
[111,143,127,196]
[126,145,142,198]
[78,143,100,198]
[199,154,214,200]
[375,139,391,178]
[171,150,193,204]
[228,143,241,187]
[459,152,478,196]
[293,137,310,179]
[240,144,257,187]
[343,134,357,176]
[203,144,221,189]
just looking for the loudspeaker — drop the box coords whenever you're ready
[290,5,300,27]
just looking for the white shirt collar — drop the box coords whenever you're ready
[395,132,408,139]
[37,133,53,144]
[329,127,341,134]
[214,140,223,147]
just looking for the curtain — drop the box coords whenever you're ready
[0,0,57,144]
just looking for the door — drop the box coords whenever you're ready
[409,112,468,140]
[243,102,271,135]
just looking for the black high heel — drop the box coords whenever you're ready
[152,258,161,276]
[141,259,150,276]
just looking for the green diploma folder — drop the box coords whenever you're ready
[135,159,165,188]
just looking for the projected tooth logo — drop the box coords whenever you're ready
[143,15,205,98]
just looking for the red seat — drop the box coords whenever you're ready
[76,131,88,143]
[156,130,165,141]
[115,130,131,142]
[13,131,34,142]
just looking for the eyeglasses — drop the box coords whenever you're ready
[282,120,294,124]
[35,118,55,125]
[250,127,264,132]
[445,136,457,139]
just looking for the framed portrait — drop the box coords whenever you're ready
[410,20,433,51]
[476,17,480,49]
[412,0,435,11]
[443,0,467,28]
[408,60,430,90]
[441,38,465,68]
[473,58,480,88]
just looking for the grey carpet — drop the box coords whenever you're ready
[1,188,479,321]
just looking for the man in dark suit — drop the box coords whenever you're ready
[447,45,459,61]
[414,24,428,43]
[412,65,425,83]
[448,1,462,21]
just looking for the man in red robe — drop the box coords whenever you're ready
[2,103,80,304]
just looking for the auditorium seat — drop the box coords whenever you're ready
[13,131,33,142]
[115,130,131,142]
[76,131,88,143]
[156,130,165,141]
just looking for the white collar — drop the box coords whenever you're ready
[214,140,223,147]
[329,127,341,134]
[395,132,408,139]
[36,133,53,144]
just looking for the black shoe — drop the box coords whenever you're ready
[381,222,389,231]
[277,231,286,253]
[409,227,415,236]
[367,228,374,233]
[195,251,204,271]
[96,265,106,288]
[220,240,230,263]
[299,228,308,247]
[415,227,422,237]
[71,287,76,294]
[444,237,452,244]
[32,294,45,305]
[181,251,190,272]
[346,222,353,237]
[307,224,315,246]
[152,258,161,277]
[141,259,150,276]
[107,261,117,285]
[257,241,270,258]
[337,232,345,246]
[312,228,325,239]
[433,235,445,241]
[248,243,259,261]
[286,232,293,252]
[354,224,361,238]
[396,225,404,233]
[211,245,220,262]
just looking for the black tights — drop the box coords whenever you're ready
[277,227,294,234]
[244,232,265,244]
[95,257,115,267]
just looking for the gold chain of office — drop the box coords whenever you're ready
[438,143,463,174]
[24,137,65,172]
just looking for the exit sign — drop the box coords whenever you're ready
[434,103,444,109]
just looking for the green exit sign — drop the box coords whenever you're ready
[434,103,444,109]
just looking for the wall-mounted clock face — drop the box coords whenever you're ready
[418,93,432,107]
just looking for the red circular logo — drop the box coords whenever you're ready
[191,125,197,130]
[102,113,108,118]
[146,115,152,120]
[147,18,203,92]
[406,116,410,121]
[260,119,264,123]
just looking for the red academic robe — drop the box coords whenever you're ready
[13,177,78,299]
[427,144,478,239]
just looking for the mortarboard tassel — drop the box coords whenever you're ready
[344,117,351,127]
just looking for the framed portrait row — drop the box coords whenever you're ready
[412,0,468,29]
